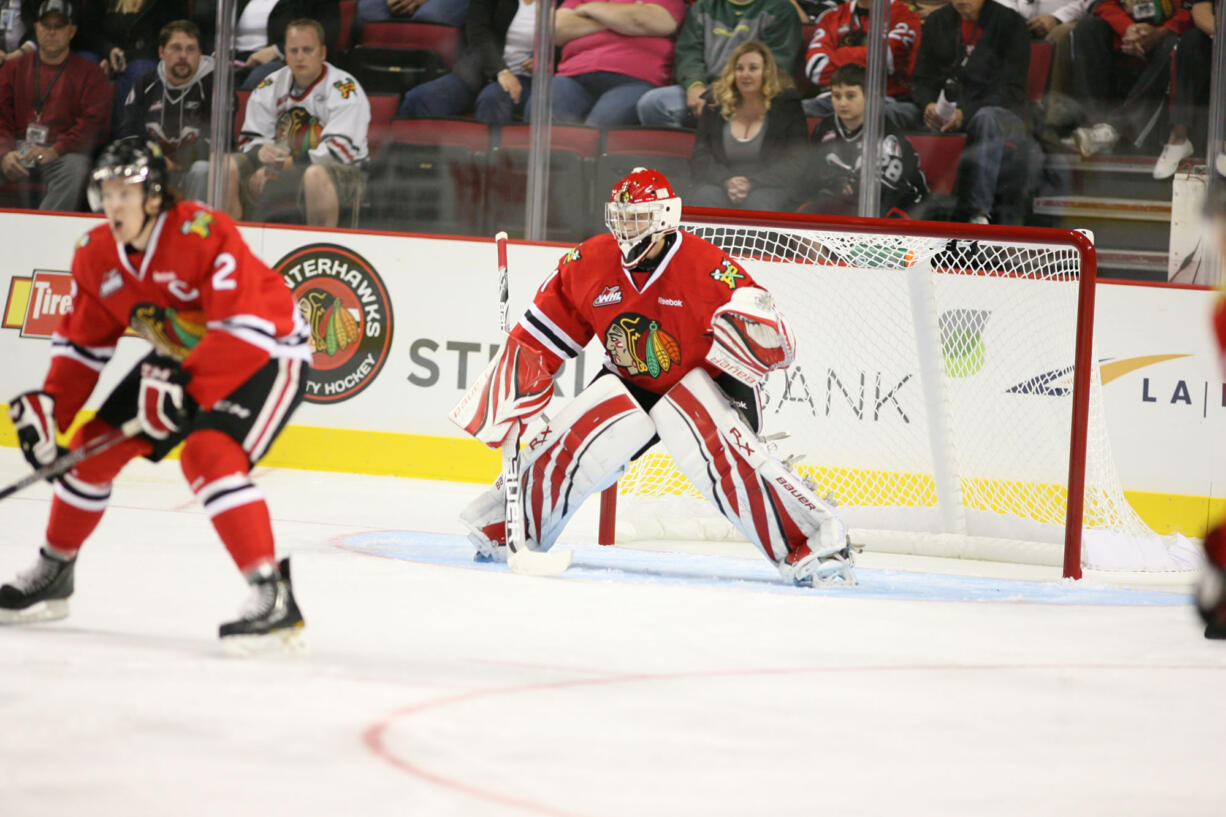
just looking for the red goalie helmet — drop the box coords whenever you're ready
[605,167,682,268]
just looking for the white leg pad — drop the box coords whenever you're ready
[651,368,854,585]
[460,375,657,554]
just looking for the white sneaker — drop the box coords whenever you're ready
[969,214,990,225]
[1073,123,1119,159]
[1152,140,1194,179]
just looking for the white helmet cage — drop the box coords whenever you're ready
[604,168,682,268]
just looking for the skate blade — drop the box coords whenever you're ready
[0,598,69,624]
[220,623,308,658]
[809,567,858,588]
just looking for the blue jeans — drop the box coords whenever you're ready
[241,59,283,91]
[955,106,1029,220]
[357,0,469,25]
[398,71,475,118]
[474,73,532,125]
[636,84,688,128]
[552,72,653,128]
[476,72,652,127]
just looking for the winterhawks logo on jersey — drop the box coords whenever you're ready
[710,259,745,290]
[182,211,213,238]
[275,243,394,404]
[603,312,680,378]
[593,286,622,307]
[333,79,357,99]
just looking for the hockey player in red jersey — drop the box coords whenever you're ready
[450,167,856,586]
[0,139,311,651]
[1202,186,1226,639]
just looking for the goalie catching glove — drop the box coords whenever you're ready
[449,336,555,447]
[704,287,796,386]
[137,358,195,440]
[8,391,66,472]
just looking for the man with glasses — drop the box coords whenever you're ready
[119,20,214,202]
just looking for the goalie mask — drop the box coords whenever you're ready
[605,167,682,268]
[87,138,170,214]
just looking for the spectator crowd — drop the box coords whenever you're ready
[0,0,1219,227]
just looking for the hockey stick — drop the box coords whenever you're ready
[0,417,144,502]
[495,231,572,576]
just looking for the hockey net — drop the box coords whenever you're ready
[602,213,1198,577]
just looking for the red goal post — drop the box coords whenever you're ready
[595,209,1191,579]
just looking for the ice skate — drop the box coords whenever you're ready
[460,484,509,563]
[219,558,305,656]
[781,538,858,587]
[0,548,75,624]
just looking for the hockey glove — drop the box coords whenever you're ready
[705,287,797,386]
[1198,524,1226,638]
[137,358,195,440]
[8,390,65,471]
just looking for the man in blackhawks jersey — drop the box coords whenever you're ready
[450,167,857,586]
[229,17,370,228]
[0,138,312,653]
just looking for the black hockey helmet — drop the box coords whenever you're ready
[87,137,170,213]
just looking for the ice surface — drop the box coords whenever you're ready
[1,448,1223,817]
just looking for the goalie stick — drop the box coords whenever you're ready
[495,231,572,576]
[0,417,144,502]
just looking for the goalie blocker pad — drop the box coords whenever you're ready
[651,368,846,572]
[449,336,555,448]
[460,374,656,552]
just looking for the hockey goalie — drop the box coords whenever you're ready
[449,168,856,586]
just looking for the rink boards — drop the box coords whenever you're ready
[0,211,1223,536]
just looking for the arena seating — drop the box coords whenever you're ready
[365,118,491,235]
[348,22,462,95]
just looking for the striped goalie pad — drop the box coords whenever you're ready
[449,336,555,447]
[651,368,845,567]
[704,287,797,387]
[521,375,656,549]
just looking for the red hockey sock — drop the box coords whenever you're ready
[46,418,151,556]
[180,430,275,575]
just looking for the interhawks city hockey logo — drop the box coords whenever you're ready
[603,312,679,378]
[275,243,393,404]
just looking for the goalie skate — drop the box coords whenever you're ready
[0,548,75,624]
[219,558,306,656]
[780,539,858,587]
[460,483,509,562]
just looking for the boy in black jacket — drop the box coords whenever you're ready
[910,0,1031,224]
[805,64,928,217]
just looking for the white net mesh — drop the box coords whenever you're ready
[613,220,1198,572]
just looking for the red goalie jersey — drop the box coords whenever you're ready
[510,231,761,393]
[44,201,310,432]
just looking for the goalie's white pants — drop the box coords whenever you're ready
[460,375,656,554]
[650,369,853,584]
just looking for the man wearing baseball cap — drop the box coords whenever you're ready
[0,0,110,210]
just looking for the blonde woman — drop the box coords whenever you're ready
[689,40,808,211]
